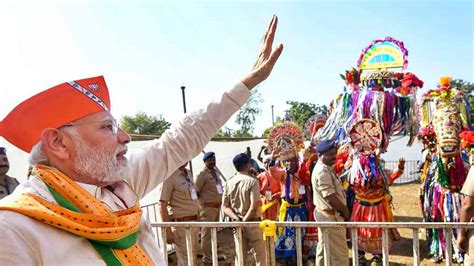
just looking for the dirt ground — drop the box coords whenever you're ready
[168,183,460,265]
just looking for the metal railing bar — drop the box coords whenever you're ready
[295,227,303,266]
[382,228,389,266]
[150,221,474,229]
[413,228,420,266]
[186,228,193,266]
[160,227,168,262]
[323,229,330,266]
[211,227,218,266]
[445,228,453,266]
[235,227,244,266]
[351,228,359,266]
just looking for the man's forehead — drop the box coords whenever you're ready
[72,111,114,123]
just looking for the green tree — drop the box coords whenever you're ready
[236,89,263,136]
[451,79,474,126]
[286,101,328,128]
[120,111,171,136]
[214,127,235,138]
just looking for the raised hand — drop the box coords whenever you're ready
[241,15,284,90]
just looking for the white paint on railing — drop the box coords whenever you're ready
[160,227,168,262]
[413,229,420,266]
[382,228,389,266]
[351,228,359,266]
[185,228,193,266]
[235,227,244,266]
[146,221,474,264]
[323,229,330,266]
[445,228,453,266]
[211,228,218,266]
[295,227,303,266]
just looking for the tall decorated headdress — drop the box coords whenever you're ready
[305,112,328,143]
[316,36,422,150]
[420,76,471,158]
[267,121,305,161]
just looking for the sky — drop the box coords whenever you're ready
[0,0,472,140]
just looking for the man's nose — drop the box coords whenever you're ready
[117,128,131,144]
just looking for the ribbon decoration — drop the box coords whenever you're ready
[259,220,277,240]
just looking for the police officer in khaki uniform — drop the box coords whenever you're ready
[222,153,267,265]
[0,147,20,200]
[311,140,349,266]
[195,151,225,263]
[158,164,200,266]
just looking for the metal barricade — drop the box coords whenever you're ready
[384,160,421,184]
[150,221,474,266]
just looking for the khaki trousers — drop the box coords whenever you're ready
[233,226,267,266]
[314,210,349,266]
[465,231,474,265]
[172,226,199,266]
[200,206,221,263]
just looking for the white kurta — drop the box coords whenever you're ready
[0,82,250,265]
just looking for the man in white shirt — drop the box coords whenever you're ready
[0,16,283,265]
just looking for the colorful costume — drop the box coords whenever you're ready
[267,122,310,259]
[258,165,284,220]
[315,37,422,255]
[418,77,471,262]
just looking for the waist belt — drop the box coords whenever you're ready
[203,202,221,208]
[174,215,198,222]
[316,206,337,216]
[355,195,386,206]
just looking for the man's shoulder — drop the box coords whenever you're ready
[196,167,210,177]
[312,161,333,178]
[236,173,258,184]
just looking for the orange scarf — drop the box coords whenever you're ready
[0,164,152,265]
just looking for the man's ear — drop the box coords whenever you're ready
[40,128,71,160]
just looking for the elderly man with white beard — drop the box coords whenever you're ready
[0,16,283,265]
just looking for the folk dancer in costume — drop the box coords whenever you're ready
[416,126,437,225]
[267,121,309,260]
[258,154,283,221]
[419,77,471,263]
[314,38,424,264]
[0,16,283,265]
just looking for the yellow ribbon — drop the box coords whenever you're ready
[260,200,277,214]
[277,199,305,234]
[259,220,277,240]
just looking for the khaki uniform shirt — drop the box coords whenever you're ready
[157,169,200,220]
[222,172,260,220]
[195,167,223,205]
[0,175,19,200]
[461,166,474,197]
[312,160,346,211]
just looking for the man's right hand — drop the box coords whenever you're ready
[241,15,283,90]
[166,228,174,244]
